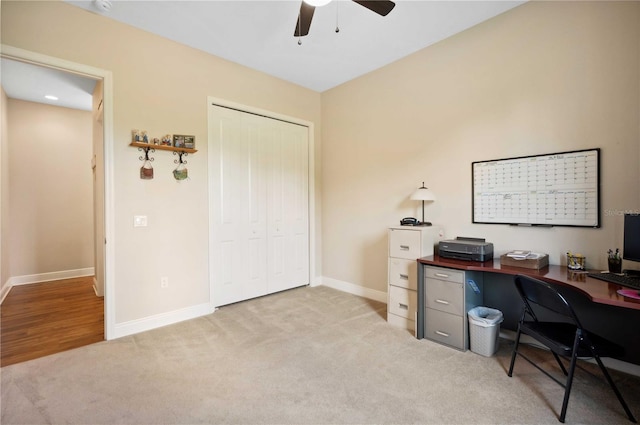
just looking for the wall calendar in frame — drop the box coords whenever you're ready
[472,148,600,228]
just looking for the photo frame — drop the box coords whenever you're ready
[173,135,185,148]
[184,135,195,149]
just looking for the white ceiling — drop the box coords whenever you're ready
[2,0,525,110]
[1,58,97,111]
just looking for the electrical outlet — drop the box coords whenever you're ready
[161,277,169,288]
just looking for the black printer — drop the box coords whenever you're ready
[438,237,494,262]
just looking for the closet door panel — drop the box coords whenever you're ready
[243,115,268,300]
[268,122,309,292]
[211,109,248,306]
[290,126,309,286]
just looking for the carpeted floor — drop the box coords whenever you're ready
[1,285,638,424]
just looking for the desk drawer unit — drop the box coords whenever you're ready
[423,265,483,351]
[425,308,464,349]
[387,226,439,332]
[425,278,463,316]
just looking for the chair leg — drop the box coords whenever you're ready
[559,333,581,423]
[508,326,522,377]
[551,352,568,376]
[592,354,637,423]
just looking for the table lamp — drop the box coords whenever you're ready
[410,182,436,226]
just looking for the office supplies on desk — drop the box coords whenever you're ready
[567,252,586,270]
[501,251,549,269]
[587,272,640,291]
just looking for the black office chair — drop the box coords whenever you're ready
[507,274,637,423]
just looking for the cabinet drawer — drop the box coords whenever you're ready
[425,266,464,284]
[388,285,417,320]
[425,278,463,316]
[425,308,464,350]
[388,258,416,290]
[389,229,422,260]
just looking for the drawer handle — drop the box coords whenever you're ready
[398,303,409,310]
[399,245,410,250]
[435,330,450,337]
[434,273,450,278]
[435,299,450,305]
[399,274,409,280]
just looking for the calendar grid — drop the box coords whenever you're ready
[472,149,600,227]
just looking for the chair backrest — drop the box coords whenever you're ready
[514,274,584,329]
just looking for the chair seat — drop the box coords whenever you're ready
[521,321,625,359]
[509,275,636,423]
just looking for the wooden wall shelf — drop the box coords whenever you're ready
[130,141,197,154]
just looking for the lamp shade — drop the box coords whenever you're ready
[304,0,332,6]
[410,184,436,202]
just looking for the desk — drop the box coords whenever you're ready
[416,255,640,364]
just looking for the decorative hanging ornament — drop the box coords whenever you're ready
[140,159,154,179]
[173,163,188,181]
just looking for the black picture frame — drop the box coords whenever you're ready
[471,148,601,228]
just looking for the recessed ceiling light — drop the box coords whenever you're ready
[45,95,59,101]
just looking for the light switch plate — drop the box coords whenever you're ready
[134,215,148,227]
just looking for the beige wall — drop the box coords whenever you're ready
[321,1,640,293]
[7,99,94,276]
[1,1,322,325]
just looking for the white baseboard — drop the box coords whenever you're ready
[1,267,95,304]
[320,276,387,304]
[9,268,95,286]
[112,302,215,339]
[0,283,11,304]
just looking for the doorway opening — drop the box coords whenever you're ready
[0,45,115,347]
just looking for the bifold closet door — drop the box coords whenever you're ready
[209,104,309,307]
[267,120,309,294]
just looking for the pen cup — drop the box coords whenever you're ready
[608,258,622,274]
[567,253,585,271]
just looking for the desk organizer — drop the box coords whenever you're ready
[500,254,549,270]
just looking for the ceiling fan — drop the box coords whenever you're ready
[294,0,396,37]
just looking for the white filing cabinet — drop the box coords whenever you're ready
[423,265,483,350]
[387,226,440,332]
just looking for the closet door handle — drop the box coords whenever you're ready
[398,303,409,310]
[399,274,409,280]
[399,245,410,251]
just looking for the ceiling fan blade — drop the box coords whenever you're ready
[294,2,315,37]
[352,0,396,17]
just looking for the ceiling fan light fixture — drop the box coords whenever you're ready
[93,0,112,13]
[304,0,332,7]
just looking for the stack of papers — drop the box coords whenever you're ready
[506,250,545,260]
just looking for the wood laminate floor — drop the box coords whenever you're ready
[1,276,104,367]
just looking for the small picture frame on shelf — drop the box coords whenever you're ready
[184,136,195,149]
[161,134,172,146]
[132,129,141,143]
[173,135,185,148]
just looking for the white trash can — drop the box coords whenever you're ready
[468,306,504,357]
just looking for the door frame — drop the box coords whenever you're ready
[1,44,116,340]
[207,96,316,309]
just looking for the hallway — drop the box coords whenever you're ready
[1,277,104,367]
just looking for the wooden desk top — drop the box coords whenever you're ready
[418,255,640,311]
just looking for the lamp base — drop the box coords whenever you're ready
[418,221,432,226]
